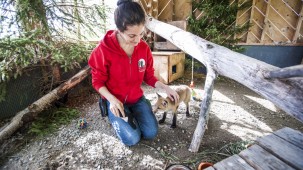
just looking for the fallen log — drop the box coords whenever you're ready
[145,16,303,152]
[0,65,91,143]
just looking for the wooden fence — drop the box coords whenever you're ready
[234,0,303,45]
[138,0,303,46]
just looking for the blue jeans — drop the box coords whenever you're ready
[107,96,158,146]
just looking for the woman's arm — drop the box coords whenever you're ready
[88,45,125,118]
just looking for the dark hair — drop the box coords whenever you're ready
[114,0,145,32]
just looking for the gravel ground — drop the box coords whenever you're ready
[0,73,302,170]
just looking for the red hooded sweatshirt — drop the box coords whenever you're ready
[88,30,158,104]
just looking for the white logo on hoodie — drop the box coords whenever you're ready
[138,58,146,72]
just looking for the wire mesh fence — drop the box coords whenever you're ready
[0,67,42,119]
[0,65,87,119]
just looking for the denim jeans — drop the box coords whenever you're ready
[107,96,158,146]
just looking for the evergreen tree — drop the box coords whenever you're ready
[0,0,107,83]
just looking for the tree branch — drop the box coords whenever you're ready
[264,65,303,79]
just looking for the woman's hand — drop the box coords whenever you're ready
[98,86,125,117]
[155,81,179,103]
[109,97,125,117]
[164,86,179,103]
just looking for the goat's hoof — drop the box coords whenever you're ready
[170,125,176,128]
[159,120,165,124]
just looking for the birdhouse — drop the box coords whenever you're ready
[152,51,185,84]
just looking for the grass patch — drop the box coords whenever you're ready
[189,140,253,167]
[218,140,252,156]
[0,107,81,166]
[148,140,253,169]
[28,107,81,137]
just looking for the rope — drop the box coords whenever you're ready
[190,56,194,88]
[189,56,202,101]
[192,56,194,81]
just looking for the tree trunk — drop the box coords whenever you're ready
[145,16,303,152]
[0,66,91,143]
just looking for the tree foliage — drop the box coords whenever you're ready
[188,0,251,51]
[0,0,107,82]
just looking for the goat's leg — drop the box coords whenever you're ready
[171,113,177,128]
[159,112,167,124]
[186,103,190,117]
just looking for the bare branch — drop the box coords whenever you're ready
[264,65,303,79]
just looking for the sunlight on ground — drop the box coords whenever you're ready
[74,131,132,160]
[208,89,234,104]
[140,155,164,169]
[211,90,273,140]
[73,130,164,168]
[144,87,274,140]
[244,95,278,112]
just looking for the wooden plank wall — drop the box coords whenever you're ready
[158,0,174,22]
[137,0,159,46]
[235,0,252,43]
[139,0,192,48]
[139,0,192,21]
[246,0,267,44]
[139,0,303,46]
[244,0,303,45]
[210,0,303,45]
[139,0,158,18]
[174,0,192,20]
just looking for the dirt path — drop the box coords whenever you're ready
[1,72,302,170]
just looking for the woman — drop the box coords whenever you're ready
[88,0,179,146]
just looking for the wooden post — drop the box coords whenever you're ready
[189,68,217,152]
